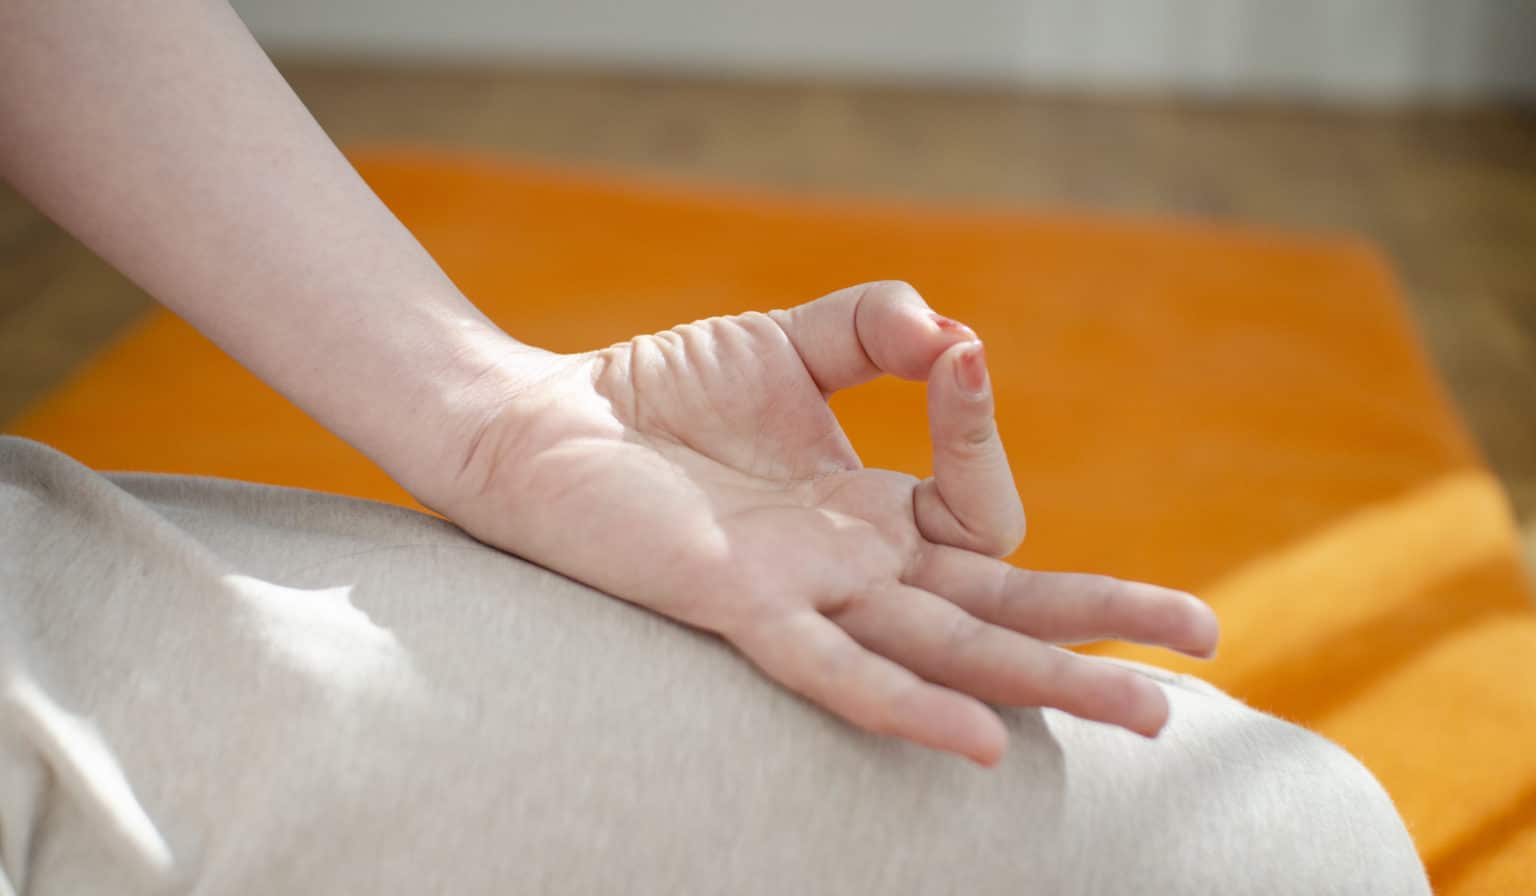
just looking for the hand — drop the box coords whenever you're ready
[439,282,1219,766]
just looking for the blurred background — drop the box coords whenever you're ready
[2,0,1533,556]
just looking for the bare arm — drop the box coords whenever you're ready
[0,0,537,507]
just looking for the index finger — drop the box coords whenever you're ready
[914,340,1027,558]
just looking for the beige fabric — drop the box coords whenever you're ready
[0,437,1428,894]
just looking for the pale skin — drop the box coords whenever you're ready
[1,1,1218,765]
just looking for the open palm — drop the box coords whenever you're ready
[443,282,1218,765]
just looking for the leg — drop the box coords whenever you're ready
[0,437,1428,894]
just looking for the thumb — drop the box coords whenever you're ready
[914,340,1027,558]
[770,281,976,395]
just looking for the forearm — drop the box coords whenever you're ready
[0,0,535,505]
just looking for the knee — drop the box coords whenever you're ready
[1263,720,1428,894]
[1154,672,1431,895]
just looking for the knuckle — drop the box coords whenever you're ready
[858,705,901,737]
[733,309,776,333]
[940,423,1001,467]
[964,516,1024,559]
[712,596,781,644]
[983,521,1026,558]
[937,612,986,676]
[867,680,924,736]
[1105,669,1151,717]
[859,279,923,310]
[1078,574,1124,616]
[1040,647,1076,693]
[998,507,1028,553]
[963,500,1027,559]
[992,564,1030,616]
[842,688,899,736]
[961,418,998,447]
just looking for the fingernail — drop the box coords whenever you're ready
[930,312,977,340]
[957,341,988,395]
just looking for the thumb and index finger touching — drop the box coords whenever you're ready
[759,282,1218,763]
[770,280,1026,558]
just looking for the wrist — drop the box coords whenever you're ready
[375,316,564,514]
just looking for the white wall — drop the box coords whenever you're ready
[231,0,1536,100]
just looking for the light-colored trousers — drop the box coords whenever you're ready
[0,437,1428,894]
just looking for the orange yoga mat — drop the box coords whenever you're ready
[11,149,1535,892]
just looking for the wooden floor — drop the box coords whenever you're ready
[4,62,1535,541]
